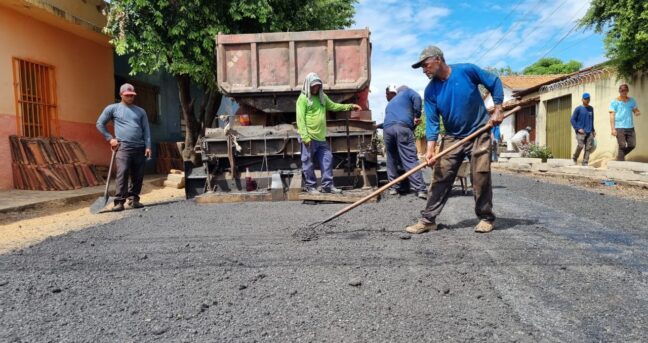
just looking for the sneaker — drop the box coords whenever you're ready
[417,191,427,200]
[322,186,343,194]
[474,220,494,233]
[305,188,320,195]
[582,162,589,167]
[405,220,437,234]
[388,189,398,196]
[112,203,124,212]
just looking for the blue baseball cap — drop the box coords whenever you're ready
[582,92,590,99]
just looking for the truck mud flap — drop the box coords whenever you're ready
[184,161,207,199]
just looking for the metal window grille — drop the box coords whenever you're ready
[12,58,59,137]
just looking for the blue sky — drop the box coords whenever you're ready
[351,0,607,123]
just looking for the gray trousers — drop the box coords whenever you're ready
[421,130,495,223]
[383,124,426,193]
[573,132,594,163]
[114,146,146,204]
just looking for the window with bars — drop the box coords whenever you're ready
[12,58,59,137]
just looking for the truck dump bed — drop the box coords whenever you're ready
[216,29,371,112]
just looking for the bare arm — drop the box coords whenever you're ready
[609,111,617,136]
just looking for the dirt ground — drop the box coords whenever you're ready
[0,183,184,254]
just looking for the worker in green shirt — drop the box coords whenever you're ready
[296,72,361,194]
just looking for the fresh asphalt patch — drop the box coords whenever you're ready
[1,173,647,342]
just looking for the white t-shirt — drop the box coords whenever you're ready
[511,130,529,143]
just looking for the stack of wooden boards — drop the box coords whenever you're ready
[156,142,184,174]
[9,135,103,191]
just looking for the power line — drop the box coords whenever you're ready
[537,2,590,59]
[474,0,543,64]
[466,0,525,62]
[502,0,569,57]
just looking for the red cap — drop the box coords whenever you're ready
[120,83,137,96]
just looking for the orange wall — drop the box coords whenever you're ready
[0,5,114,189]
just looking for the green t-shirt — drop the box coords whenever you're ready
[295,93,353,143]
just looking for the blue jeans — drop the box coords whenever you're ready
[384,124,426,193]
[301,140,334,190]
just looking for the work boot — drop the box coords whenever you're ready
[322,186,343,194]
[405,220,437,234]
[474,220,494,233]
[417,191,427,200]
[389,189,398,196]
[112,203,124,212]
[130,200,144,209]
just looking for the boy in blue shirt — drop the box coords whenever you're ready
[570,93,595,166]
[609,84,641,161]
[405,45,504,234]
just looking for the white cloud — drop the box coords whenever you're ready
[351,0,602,124]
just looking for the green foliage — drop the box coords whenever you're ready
[526,144,554,161]
[522,58,582,75]
[414,109,445,140]
[414,118,426,139]
[580,0,648,78]
[105,0,358,88]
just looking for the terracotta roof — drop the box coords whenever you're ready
[500,75,567,91]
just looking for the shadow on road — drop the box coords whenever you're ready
[441,217,538,231]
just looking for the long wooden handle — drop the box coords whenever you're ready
[321,106,521,224]
[103,148,117,199]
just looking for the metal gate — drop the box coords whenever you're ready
[545,95,572,159]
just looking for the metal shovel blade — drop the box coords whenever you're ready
[90,147,118,214]
[90,196,115,214]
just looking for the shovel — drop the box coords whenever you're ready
[90,146,118,214]
[306,106,521,230]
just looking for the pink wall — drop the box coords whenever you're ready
[0,6,114,189]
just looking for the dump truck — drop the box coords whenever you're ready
[185,29,379,200]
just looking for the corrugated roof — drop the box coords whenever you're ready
[500,75,567,91]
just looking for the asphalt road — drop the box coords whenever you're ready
[1,173,647,342]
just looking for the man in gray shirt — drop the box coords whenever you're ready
[96,83,152,211]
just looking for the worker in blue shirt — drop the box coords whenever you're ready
[570,92,595,166]
[382,84,427,199]
[405,45,504,234]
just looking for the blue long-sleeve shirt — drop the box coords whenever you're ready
[570,105,595,133]
[424,63,503,141]
[96,103,151,149]
[383,86,422,130]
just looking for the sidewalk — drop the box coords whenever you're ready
[493,153,648,188]
[0,175,168,214]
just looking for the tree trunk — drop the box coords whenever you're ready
[176,74,200,165]
[199,88,223,135]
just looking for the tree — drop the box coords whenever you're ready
[522,58,582,75]
[484,66,519,76]
[580,0,648,78]
[105,0,357,163]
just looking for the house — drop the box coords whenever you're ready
[484,75,567,145]
[512,65,647,165]
[0,0,114,189]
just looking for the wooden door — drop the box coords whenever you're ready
[515,105,536,142]
[545,95,572,159]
